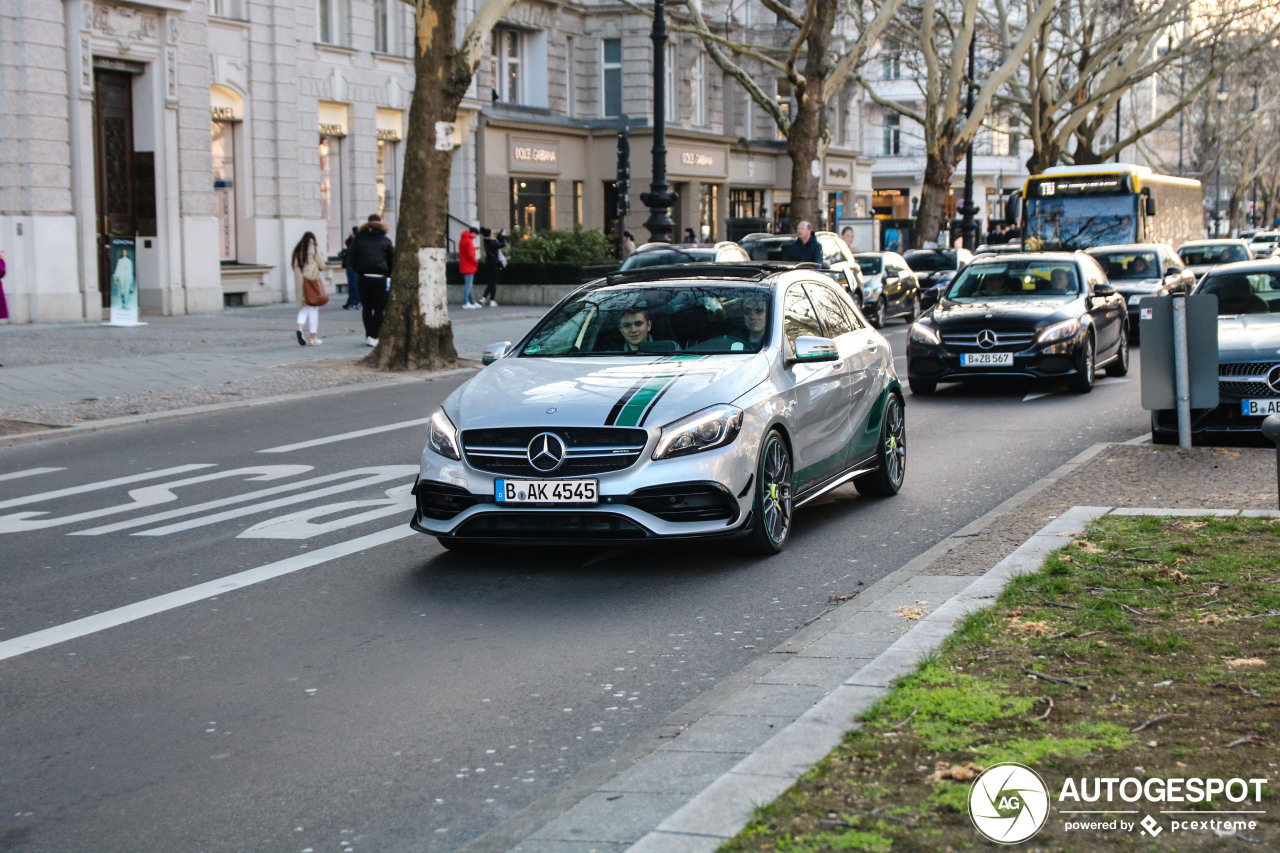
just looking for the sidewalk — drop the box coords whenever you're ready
[0,302,542,436]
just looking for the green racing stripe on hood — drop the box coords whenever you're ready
[611,355,706,428]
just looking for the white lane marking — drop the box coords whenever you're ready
[0,526,417,662]
[1023,376,1130,402]
[258,418,432,453]
[0,466,312,534]
[0,467,66,483]
[0,465,214,511]
[74,465,417,536]
[237,485,414,539]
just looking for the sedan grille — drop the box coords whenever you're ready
[461,426,648,478]
[943,330,1037,351]
[1218,361,1280,397]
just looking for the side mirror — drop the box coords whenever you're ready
[1092,284,1116,298]
[884,273,900,284]
[1145,196,1156,216]
[482,341,512,365]
[787,336,840,365]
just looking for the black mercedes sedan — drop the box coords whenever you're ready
[906,252,1129,395]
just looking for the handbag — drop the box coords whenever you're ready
[497,249,508,268]
[303,276,329,307]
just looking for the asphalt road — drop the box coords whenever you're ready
[0,325,1152,853]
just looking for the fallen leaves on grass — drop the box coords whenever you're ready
[1005,615,1053,637]
[1223,657,1267,668]
[1073,539,1106,553]
[926,761,984,783]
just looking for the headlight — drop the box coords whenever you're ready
[1038,317,1081,344]
[909,321,941,345]
[427,408,461,460]
[653,404,744,460]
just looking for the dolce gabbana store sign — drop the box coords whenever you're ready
[508,137,560,174]
[669,144,727,179]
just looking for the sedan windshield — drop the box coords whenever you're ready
[1197,271,1280,314]
[946,261,1081,301]
[903,250,956,272]
[855,256,883,275]
[519,284,773,356]
[1180,244,1250,266]
[1091,251,1159,280]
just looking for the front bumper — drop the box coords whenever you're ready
[906,331,1087,385]
[1151,400,1277,443]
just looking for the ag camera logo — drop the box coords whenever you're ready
[969,762,1050,843]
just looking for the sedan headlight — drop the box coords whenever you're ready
[909,320,941,345]
[653,404,744,460]
[427,408,461,461]
[1038,317,1081,345]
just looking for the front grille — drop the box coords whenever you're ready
[1219,362,1280,397]
[943,330,1036,351]
[461,426,648,478]
[454,512,649,539]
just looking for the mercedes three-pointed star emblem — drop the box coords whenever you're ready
[1267,364,1280,394]
[977,329,998,350]
[527,432,567,472]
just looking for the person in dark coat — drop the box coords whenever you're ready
[479,226,508,307]
[341,226,361,310]
[347,214,394,345]
[784,220,823,264]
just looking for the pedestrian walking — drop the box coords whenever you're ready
[0,248,8,321]
[683,227,697,244]
[459,225,480,308]
[341,226,361,310]
[348,214,394,345]
[290,232,325,346]
[479,226,507,307]
[621,231,636,260]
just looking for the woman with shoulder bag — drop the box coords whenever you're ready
[291,231,326,346]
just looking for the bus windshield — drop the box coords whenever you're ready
[1025,194,1138,251]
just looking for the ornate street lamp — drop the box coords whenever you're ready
[958,34,978,251]
[641,0,678,242]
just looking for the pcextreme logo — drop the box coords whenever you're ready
[969,762,1051,844]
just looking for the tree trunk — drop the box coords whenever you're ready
[364,0,463,371]
[786,110,823,228]
[913,145,957,249]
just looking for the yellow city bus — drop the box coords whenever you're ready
[1021,164,1204,251]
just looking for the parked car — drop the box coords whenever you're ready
[853,251,920,327]
[1177,239,1254,283]
[412,263,905,555]
[906,252,1129,395]
[738,231,865,306]
[1150,259,1280,444]
[1248,232,1280,258]
[619,241,749,271]
[904,248,974,311]
[1085,243,1195,332]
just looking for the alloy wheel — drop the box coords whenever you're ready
[761,435,793,546]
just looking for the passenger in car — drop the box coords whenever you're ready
[619,307,654,351]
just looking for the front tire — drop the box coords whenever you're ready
[904,293,921,323]
[1105,323,1130,377]
[869,296,887,329]
[854,393,906,497]
[743,429,793,556]
[1067,334,1095,394]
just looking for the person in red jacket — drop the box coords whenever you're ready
[458,226,480,308]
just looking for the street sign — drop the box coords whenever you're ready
[1139,294,1219,411]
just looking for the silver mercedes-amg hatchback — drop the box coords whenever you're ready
[411,263,905,554]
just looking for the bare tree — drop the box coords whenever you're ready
[674,0,904,227]
[367,0,520,371]
[857,0,1056,247]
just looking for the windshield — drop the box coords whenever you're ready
[1197,271,1280,314]
[1090,251,1159,280]
[519,284,773,357]
[741,240,791,262]
[1025,194,1138,251]
[946,260,1081,301]
[1179,244,1250,266]
[903,250,957,272]
[855,256,883,275]
[619,249,716,270]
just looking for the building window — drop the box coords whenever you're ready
[882,40,902,80]
[493,28,523,104]
[212,120,236,261]
[377,139,398,227]
[730,188,761,218]
[566,36,577,117]
[318,0,346,45]
[511,178,556,231]
[210,0,247,20]
[374,0,394,54]
[319,135,343,255]
[691,53,706,126]
[602,38,622,118]
[574,180,584,227]
[882,112,900,155]
[665,43,677,122]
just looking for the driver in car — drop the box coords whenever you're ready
[1048,268,1075,294]
[619,307,653,351]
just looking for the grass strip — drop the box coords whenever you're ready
[722,515,1280,851]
